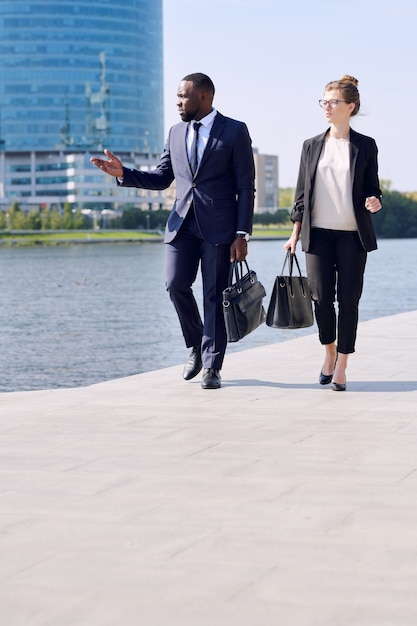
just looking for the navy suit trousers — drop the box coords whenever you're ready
[165,211,231,370]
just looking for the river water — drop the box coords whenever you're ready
[0,238,415,392]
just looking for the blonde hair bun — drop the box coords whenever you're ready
[340,75,359,87]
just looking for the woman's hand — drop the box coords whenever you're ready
[284,221,301,254]
[365,196,382,213]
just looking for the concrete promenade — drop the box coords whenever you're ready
[1,310,416,626]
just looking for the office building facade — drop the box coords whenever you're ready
[253,150,279,213]
[0,0,163,209]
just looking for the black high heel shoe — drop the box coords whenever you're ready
[319,371,333,385]
[331,381,346,392]
[320,355,337,385]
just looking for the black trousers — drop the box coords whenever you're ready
[305,228,367,354]
[165,211,231,370]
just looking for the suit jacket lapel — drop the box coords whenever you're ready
[309,131,326,188]
[349,128,361,184]
[176,122,193,174]
[196,112,226,173]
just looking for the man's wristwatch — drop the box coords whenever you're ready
[236,233,250,242]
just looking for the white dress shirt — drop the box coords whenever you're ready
[186,108,217,169]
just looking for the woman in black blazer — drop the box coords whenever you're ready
[285,75,382,391]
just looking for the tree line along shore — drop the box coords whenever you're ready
[1,183,416,246]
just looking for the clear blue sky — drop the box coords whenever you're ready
[163,0,417,192]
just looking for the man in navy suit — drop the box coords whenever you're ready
[90,73,255,389]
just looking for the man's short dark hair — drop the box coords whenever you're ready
[182,73,215,96]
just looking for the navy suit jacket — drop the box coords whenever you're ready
[119,112,255,244]
[291,128,381,252]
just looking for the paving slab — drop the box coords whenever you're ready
[0,311,416,626]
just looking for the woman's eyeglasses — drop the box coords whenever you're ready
[319,99,349,109]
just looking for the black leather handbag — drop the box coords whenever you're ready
[266,251,314,329]
[222,260,266,342]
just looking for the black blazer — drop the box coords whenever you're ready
[119,112,255,245]
[291,128,381,252]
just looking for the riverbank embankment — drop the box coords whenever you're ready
[0,227,291,246]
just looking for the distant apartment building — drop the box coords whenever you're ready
[0,0,163,210]
[253,149,279,213]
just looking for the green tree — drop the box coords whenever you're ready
[50,208,62,229]
[0,211,6,229]
[8,201,27,229]
[121,208,144,229]
[279,187,295,208]
[373,189,417,238]
[73,208,89,229]
[148,208,169,230]
[41,207,52,230]
[61,202,73,229]
[26,210,42,230]
[253,209,291,226]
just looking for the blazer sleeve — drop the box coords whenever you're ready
[350,135,381,252]
[232,122,256,234]
[291,139,309,223]
[363,138,382,200]
[118,130,175,191]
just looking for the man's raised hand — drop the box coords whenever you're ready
[90,149,124,178]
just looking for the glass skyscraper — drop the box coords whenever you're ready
[0,0,163,154]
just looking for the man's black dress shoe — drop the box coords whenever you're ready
[319,371,333,385]
[183,346,202,380]
[201,368,221,389]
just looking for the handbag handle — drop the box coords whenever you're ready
[281,251,308,298]
[281,251,303,279]
[228,260,253,293]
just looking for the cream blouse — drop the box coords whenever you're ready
[312,136,357,231]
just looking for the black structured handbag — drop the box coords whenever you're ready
[266,251,314,329]
[222,260,266,342]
